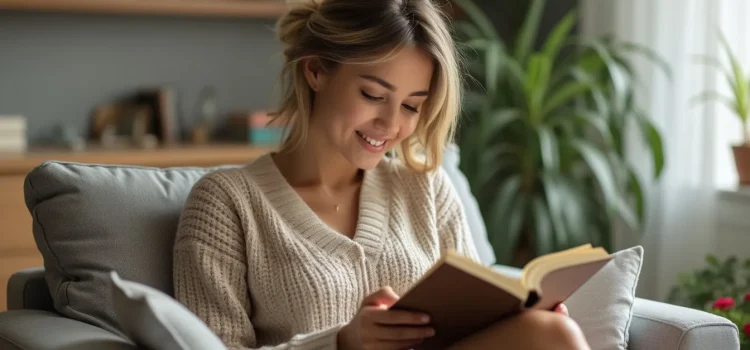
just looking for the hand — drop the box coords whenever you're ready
[554,303,569,316]
[338,286,435,350]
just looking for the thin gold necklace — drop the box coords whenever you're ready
[320,187,340,213]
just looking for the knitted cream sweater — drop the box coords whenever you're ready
[173,153,480,349]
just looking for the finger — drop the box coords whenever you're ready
[370,325,435,341]
[369,309,431,325]
[368,339,424,350]
[362,286,400,308]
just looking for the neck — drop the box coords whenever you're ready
[273,136,361,190]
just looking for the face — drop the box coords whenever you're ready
[304,46,435,170]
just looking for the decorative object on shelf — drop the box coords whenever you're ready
[693,31,750,185]
[134,87,178,145]
[222,110,284,146]
[453,0,669,266]
[667,254,750,349]
[90,86,178,149]
[190,86,218,145]
[0,115,27,153]
[91,104,153,149]
[53,123,87,152]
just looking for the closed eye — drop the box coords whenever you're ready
[403,104,419,113]
[361,90,384,102]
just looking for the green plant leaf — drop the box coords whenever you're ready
[482,109,522,144]
[531,197,555,255]
[454,21,483,40]
[691,91,736,112]
[487,175,524,264]
[719,31,750,123]
[584,40,631,114]
[451,0,500,40]
[514,0,546,63]
[620,41,673,80]
[693,54,727,73]
[635,112,666,178]
[628,168,645,225]
[538,125,560,171]
[486,41,506,96]
[541,174,568,249]
[464,38,490,51]
[541,82,592,117]
[525,53,553,122]
[572,140,638,229]
[542,10,577,63]
[573,110,613,146]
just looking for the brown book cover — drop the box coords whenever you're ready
[390,245,612,349]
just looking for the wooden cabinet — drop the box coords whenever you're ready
[0,144,272,310]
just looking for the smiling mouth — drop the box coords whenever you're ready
[356,131,386,147]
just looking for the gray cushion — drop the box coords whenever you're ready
[566,246,644,349]
[24,162,216,337]
[110,271,227,350]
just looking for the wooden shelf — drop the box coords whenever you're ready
[0,144,275,175]
[0,0,289,19]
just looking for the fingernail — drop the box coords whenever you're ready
[421,315,430,323]
[427,328,436,337]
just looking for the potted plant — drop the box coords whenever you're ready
[694,32,750,185]
[668,255,750,349]
[452,0,669,265]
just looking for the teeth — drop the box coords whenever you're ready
[357,131,385,147]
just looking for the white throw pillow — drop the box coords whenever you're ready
[566,246,644,349]
[110,271,228,350]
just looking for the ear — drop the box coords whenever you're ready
[302,57,329,92]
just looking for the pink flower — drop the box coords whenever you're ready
[744,292,750,302]
[712,297,736,311]
[744,323,750,337]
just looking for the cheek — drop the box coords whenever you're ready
[398,116,420,140]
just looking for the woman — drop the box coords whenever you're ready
[172,0,590,349]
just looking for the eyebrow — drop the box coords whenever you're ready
[359,74,429,97]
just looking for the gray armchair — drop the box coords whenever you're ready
[0,153,741,350]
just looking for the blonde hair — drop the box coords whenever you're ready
[273,0,464,173]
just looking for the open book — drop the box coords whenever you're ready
[390,244,612,349]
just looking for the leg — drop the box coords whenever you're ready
[448,310,590,350]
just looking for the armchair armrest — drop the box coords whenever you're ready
[629,298,739,350]
[0,310,136,350]
[6,267,53,311]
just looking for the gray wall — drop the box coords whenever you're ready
[0,11,283,145]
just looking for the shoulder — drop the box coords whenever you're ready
[188,167,255,203]
[186,155,271,209]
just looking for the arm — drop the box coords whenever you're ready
[433,168,481,262]
[172,173,342,350]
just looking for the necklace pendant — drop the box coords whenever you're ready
[335,205,340,212]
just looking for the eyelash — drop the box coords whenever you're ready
[361,90,420,114]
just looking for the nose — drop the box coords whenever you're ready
[374,103,399,134]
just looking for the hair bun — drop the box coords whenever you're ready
[277,0,323,48]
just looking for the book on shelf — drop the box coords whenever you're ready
[0,116,27,153]
[390,244,612,349]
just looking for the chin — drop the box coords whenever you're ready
[345,151,384,170]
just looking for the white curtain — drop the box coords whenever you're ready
[581,0,747,300]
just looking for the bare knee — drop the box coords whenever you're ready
[523,311,590,350]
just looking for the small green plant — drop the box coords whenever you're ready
[668,255,750,348]
[693,32,750,144]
